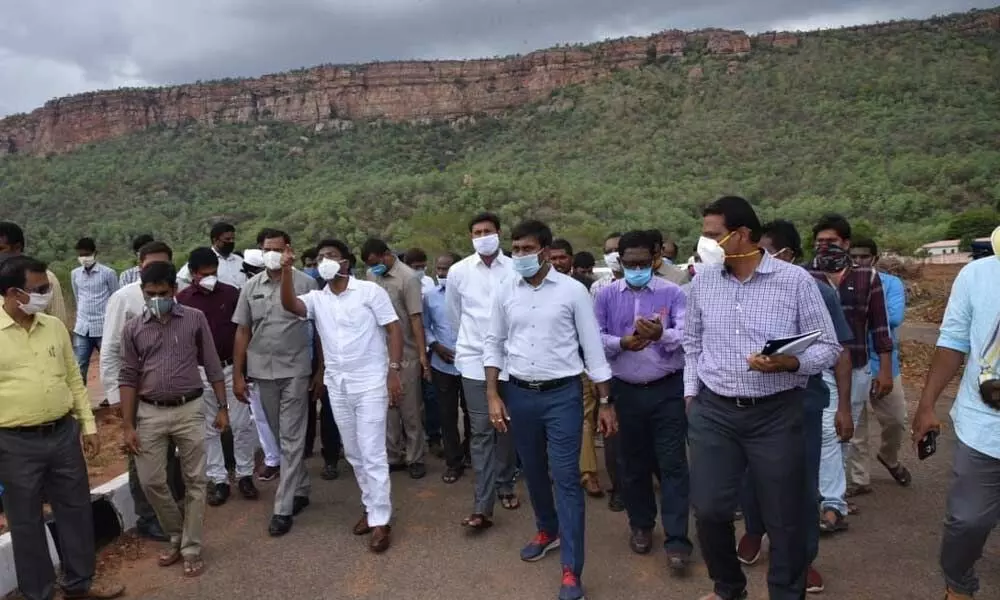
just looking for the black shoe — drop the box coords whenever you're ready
[269,515,293,537]
[321,464,339,481]
[389,463,408,472]
[136,518,169,542]
[238,476,259,500]
[608,491,625,513]
[207,483,230,507]
[292,495,310,516]
[408,462,427,479]
[462,454,473,469]
[629,528,653,555]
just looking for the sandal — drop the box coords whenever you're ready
[877,455,913,487]
[157,548,182,567]
[845,484,873,498]
[442,467,463,484]
[183,556,205,578]
[847,501,861,515]
[461,513,494,530]
[819,509,848,534]
[498,492,520,510]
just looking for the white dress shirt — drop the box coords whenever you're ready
[176,249,247,291]
[420,274,436,295]
[445,252,513,381]
[484,267,613,384]
[99,282,146,405]
[300,278,399,395]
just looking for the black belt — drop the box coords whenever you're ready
[3,413,71,434]
[509,376,574,393]
[716,390,789,408]
[140,389,204,408]
[614,371,680,389]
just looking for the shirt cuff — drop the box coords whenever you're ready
[78,416,97,436]
[937,334,971,355]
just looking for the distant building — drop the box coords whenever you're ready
[918,237,991,264]
[919,239,962,256]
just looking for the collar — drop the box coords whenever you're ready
[214,248,239,262]
[614,277,660,292]
[322,276,359,294]
[473,252,509,268]
[0,307,25,331]
[718,250,775,279]
[515,265,560,288]
[384,257,405,278]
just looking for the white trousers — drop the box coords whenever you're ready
[249,382,280,468]
[201,365,256,483]
[819,367,871,515]
[328,383,392,527]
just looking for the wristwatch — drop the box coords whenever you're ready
[217,403,228,411]
[389,362,402,371]
[599,396,611,406]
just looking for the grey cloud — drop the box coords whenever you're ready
[0,0,988,116]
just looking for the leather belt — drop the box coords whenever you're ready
[140,389,204,408]
[615,371,680,389]
[718,390,787,408]
[509,376,574,393]
[2,413,71,434]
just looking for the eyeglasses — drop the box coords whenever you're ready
[20,285,52,295]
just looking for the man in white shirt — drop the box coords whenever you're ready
[484,219,617,600]
[99,241,180,542]
[176,222,247,291]
[446,212,520,529]
[279,239,403,553]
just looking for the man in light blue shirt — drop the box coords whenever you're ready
[423,252,471,483]
[912,246,1000,600]
[70,236,118,382]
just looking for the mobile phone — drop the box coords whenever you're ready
[918,430,938,460]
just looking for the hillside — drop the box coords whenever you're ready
[1,8,999,274]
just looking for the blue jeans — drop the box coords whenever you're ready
[819,368,871,515]
[614,374,692,555]
[503,379,585,577]
[740,376,826,565]
[72,333,101,383]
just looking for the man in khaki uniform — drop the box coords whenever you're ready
[362,239,430,479]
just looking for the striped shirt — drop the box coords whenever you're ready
[71,263,118,337]
[119,266,141,287]
[119,303,224,402]
[683,252,842,398]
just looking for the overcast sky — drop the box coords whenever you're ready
[0,0,988,117]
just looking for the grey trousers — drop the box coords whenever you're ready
[463,377,517,516]
[941,439,1000,596]
[387,359,426,465]
[0,417,95,600]
[257,377,311,516]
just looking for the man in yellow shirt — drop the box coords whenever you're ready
[0,256,124,600]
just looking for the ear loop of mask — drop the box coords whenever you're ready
[720,231,760,260]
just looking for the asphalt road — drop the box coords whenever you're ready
[107,386,998,600]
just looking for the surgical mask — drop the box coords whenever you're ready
[18,290,52,315]
[197,275,218,292]
[512,252,543,278]
[262,251,282,271]
[146,297,174,318]
[623,266,653,288]
[603,252,621,272]
[369,263,388,277]
[78,256,96,268]
[472,234,500,256]
[217,242,236,257]
[318,258,346,281]
[303,267,320,280]
[696,236,725,265]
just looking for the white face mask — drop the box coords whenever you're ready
[603,252,621,272]
[78,256,96,268]
[317,258,345,281]
[17,290,53,315]
[262,251,283,271]
[697,236,726,266]
[472,233,500,256]
[197,275,218,292]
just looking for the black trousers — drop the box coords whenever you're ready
[306,388,342,466]
[689,389,807,600]
[432,369,471,470]
[0,417,95,600]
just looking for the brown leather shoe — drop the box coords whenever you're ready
[353,513,373,536]
[64,581,126,599]
[369,525,391,553]
[581,472,605,498]
[945,588,974,600]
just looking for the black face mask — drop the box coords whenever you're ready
[217,242,236,257]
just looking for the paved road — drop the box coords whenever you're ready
[107,388,997,600]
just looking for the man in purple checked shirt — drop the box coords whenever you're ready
[684,196,841,600]
[593,230,692,573]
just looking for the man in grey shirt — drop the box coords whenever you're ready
[233,229,319,537]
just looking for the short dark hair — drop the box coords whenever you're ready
[812,214,852,241]
[550,238,574,255]
[618,230,657,255]
[702,196,762,242]
[316,238,355,268]
[645,229,664,248]
[0,222,25,250]
[301,247,318,264]
[761,220,803,260]
[209,222,235,241]
[75,237,97,253]
[360,238,390,261]
[852,236,878,255]
[140,261,177,287]
[138,241,173,262]
[256,228,270,246]
[131,234,155,254]
[261,228,291,245]
[403,248,428,265]
[510,220,553,248]
[0,255,47,295]
[573,251,596,269]
[187,247,219,273]
[574,273,595,291]
[468,212,501,232]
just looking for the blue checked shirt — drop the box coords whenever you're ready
[683,252,842,399]
[119,265,141,287]
[71,263,118,337]
[423,282,459,376]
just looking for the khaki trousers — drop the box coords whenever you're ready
[847,374,908,487]
[387,359,426,465]
[580,375,600,478]
[135,399,207,558]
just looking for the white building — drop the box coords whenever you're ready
[919,239,962,256]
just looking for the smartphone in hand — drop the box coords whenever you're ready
[918,430,938,460]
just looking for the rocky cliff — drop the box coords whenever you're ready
[1,9,996,157]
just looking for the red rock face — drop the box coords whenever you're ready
[0,9,996,157]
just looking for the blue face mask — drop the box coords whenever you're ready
[623,266,653,288]
[304,267,320,280]
[368,263,388,277]
[512,252,543,279]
